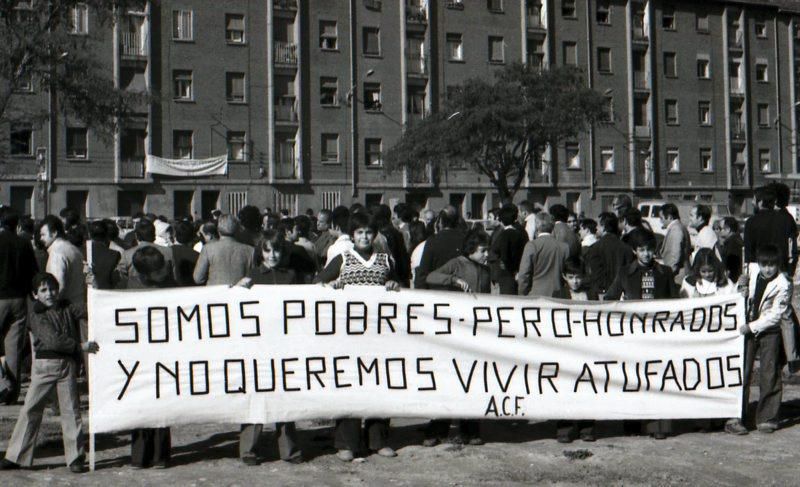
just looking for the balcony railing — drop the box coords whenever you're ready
[730,79,744,95]
[406,4,427,23]
[274,41,297,65]
[731,124,746,141]
[527,53,545,72]
[406,53,427,76]
[528,159,551,185]
[632,18,648,41]
[634,124,651,138]
[732,163,748,186]
[404,165,433,187]
[636,160,655,188]
[274,96,298,122]
[120,158,144,178]
[275,159,298,179]
[121,32,146,57]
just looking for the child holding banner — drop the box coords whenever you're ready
[235,230,304,464]
[128,246,175,468]
[727,244,792,435]
[0,273,99,473]
[604,228,677,439]
[315,212,400,462]
[679,248,737,298]
[552,257,598,443]
[423,229,491,447]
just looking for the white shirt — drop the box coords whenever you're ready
[695,225,718,251]
[581,234,598,248]
[410,240,427,288]
[524,214,536,241]
[326,234,354,265]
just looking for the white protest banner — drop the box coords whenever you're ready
[88,286,745,434]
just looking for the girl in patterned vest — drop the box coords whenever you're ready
[314,212,400,462]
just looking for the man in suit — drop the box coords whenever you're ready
[517,212,570,297]
[489,204,528,295]
[171,221,199,287]
[744,185,795,274]
[87,220,121,290]
[117,220,174,288]
[658,203,691,283]
[583,212,633,294]
[414,206,466,290]
[193,215,254,287]
[550,204,580,259]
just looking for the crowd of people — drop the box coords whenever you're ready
[0,181,797,472]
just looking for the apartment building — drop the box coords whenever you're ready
[2,0,800,219]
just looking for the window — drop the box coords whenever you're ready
[562,0,576,18]
[66,127,88,159]
[173,131,193,159]
[700,148,713,172]
[756,62,769,82]
[667,148,680,172]
[489,36,505,63]
[363,27,380,56]
[565,143,580,169]
[563,41,577,65]
[365,138,382,167]
[597,47,612,73]
[696,13,709,32]
[363,83,381,111]
[755,21,767,38]
[226,72,245,102]
[321,134,339,163]
[227,131,246,161]
[759,149,772,173]
[407,89,426,117]
[697,58,710,79]
[320,77,338,106]
[173,70,193,100]
[601,147,615,172]
[596,0,610,24]
[69,3,88,35]
[447,0,464,9]
[487,0,503,12]
[758,104,770,127]
[447,33,463,61]
[319,20,337,50]
[602,96,614,122]
[226,14,245,44]
[9,124,32,156]
[662,6,675,30]
[664,52,677,78]
[665,99,679,125]
[698,101,711,125]
[172,10,193,40]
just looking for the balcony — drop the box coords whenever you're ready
[274,0,297,10]
[730,124,746,142]
[528,159,552,186]
[120,159,145,179]
[732,163,748,187]
[634,124,652,138]
[729,79,744,96]
[446,0,464,9]
[528,13,546,30]
[527,53,545,72]
[633,71,650,90]
[632,18,648,42]
[120,32,146,58]
[728,29,743,49]
[274,159,298,180]
[635,160,655,188]
[274,96,298,123]
[406,4,427,24]
[403,164,434,188]
[406,53,427,77]
[274,41,297,65]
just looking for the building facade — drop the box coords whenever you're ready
[2,0,800,219]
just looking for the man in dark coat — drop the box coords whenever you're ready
[583,212,633,294]
[87,220,121,290]
[414,206,466,290]
[489,204,528,295]
[170,221,199,286]
[745,185,795,272]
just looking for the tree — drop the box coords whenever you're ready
[0,0,146,136]
[384,64,607,201]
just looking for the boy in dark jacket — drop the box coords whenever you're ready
[604,228,676,439]
[1,273,99,473]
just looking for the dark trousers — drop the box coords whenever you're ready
[425,419,480,440]
[0,297,27,401]
[494,271,518,295]
[131,428,171,467]
[742,331,784,425]
[556,421,595,439]
[239,423,302,461]
[334,418,389,452]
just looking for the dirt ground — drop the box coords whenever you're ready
[1,379,799,487]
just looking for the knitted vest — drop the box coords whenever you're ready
[338,250,391,286]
